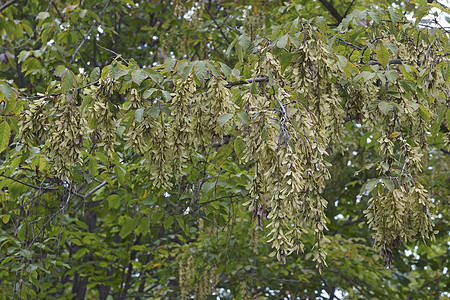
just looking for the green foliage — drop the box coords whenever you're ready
[0,0,449,299]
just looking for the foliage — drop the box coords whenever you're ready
[0,0,449,299]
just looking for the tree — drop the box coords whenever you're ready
[0,0,449,298]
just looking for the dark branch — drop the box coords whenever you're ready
[368,58,403,65]
[318,0,344,23]
[70,1,110,64]
[225,76,269,88]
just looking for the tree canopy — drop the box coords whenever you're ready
[0,0,449,299]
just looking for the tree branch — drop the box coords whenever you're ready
[318,0,344,23]
[70,1,110,64]
[225,76,269,88]
[0,0,17,13]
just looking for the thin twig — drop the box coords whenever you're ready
[69,1,110,63]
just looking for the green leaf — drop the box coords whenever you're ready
[238,34,251,51]
[446,109,450,131]
[388,6,400,23]
[368,10,380,23]
[219,62,231,77]
[386,70,398,83]
[234,137,245,160]
[375,46,389,68]
[143,88,157,99]
[280,52,292,73]
[90,67,100,82]
[0,121,11,153]
[277,35,288,49]
[61,70,76,93]
[336,54,347,68]
[0,84,12,100]
[164,216,174,230]
[120,217,139,238]
[114,165,126,186]
[54,65,68,77]
[149,106,161,119]
[88,158,98,177]
[136,217,150,236]
[36,12,50,20]
[381,178,394,191]
[135,107,144,123]
[107,194,121,209]
[364,178,379,193]
[195,61,207,81]
[175,215,189,236]
[215,142,233,167]
[418,104,431,122]
[164,57,176,73]
[378,101,393,114]
[236,112,249,126]
[131,69,148,85]
[217,113,234,127]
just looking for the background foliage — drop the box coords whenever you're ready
[0,0,449,299]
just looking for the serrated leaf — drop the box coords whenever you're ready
[164,57,176,73]
[120,217,139,238]
[107,194,121,209]
[385,43,398,55]
[195,61,207,81]
[280,52,292,73]
[234,137,245,159]
[88,158,98,177]
[218,113,234,127]
[135,107,144,123]
[219,62,231,77]
[0,84,12,101]
[361,71,375,82]
[61,70,76,93]
[54,65,68,77]
[36,12,50,20]
[418,104,431,122]
[201,182,216,193]
[386,70,398,83]
[136,217,150,236]
[90,67,100,82]
[114,165,125,186]
[336,54,347,68]
[0,121,11,153]
[215,142,233,167]
[226,38,237,58]
[368,10,380,23]
[149,106,160,119]
[364,178,379,193]
[388,6,400,23]
[143,88,157,99]
[175,215,189,236]
[277,35,288,49]
[236,112,249,126]
[238,34,251,51]
[164,216,174,229]
[378,101,393,114]
[375,46,389,68]
[381,178,394,191]
[131,69,147,86]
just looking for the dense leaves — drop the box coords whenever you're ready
[0,0,449,299]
